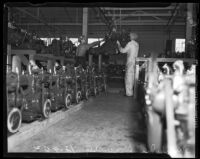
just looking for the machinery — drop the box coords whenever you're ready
[49,64,72,111]
[87,65,98,96]
[143,58,196,157]
[95,69,107,93]
[80,67,90,100]
[7,70,23,133]
[20,67,52,122]
[64,65,82,104]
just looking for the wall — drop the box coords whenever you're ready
[136,29,185,57]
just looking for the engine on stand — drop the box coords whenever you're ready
[49,62,71,112]
[87,65,98,97]
[94,66,107,93]
[20,65,52,122]
[143,58,196,157]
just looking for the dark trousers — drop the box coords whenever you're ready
[75,56,87,69]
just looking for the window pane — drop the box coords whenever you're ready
[175,39,185,52]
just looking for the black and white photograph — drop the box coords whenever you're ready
[3,2,198,158]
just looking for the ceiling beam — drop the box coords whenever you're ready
[166,3,182,30]
[105,13,172,17]
[15,7,63,35]
[101,6,175,10]
[16,22,185,26]
[96,7,113,30]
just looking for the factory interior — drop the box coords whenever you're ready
[4,2,198,158]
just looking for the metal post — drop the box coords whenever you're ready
[165,79,179,157]
[89,55,93,66]
[82,7,92,66]
[185,3,193,56]
[134,61,139,99]
[7,45,11,65]
[47,60,53,73]
[82,8,88,43]
[98,54,102,72]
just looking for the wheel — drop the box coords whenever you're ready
[85,89,90,100]
[7,108,22,133]
[147,108,163,152]
[42,99,51,118]
[65,94,72,109]
[76,91,82,104]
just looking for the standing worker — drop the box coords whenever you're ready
[116,32,139,97]
[75,35,104,69]
[63,36,73,57]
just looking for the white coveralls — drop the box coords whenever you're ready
[119,40,139,96]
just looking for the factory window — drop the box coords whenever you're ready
[88,38,104,47]
[70,38,79,46]
[175,39,185,52]
[40,38,59,46]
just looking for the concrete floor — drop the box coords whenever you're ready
[10,90,147,153]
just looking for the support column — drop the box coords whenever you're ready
[82,7,88,43]
[7,45,11,72]
[185,3,193,57]
[12,55,21,74]
[89,55,93,66]
[47,60,53,73]
[98,54,102,72]
[82,7,92,66]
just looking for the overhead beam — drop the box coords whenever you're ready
[15,7,63,35]
[166,3,180,27]
[16,21,185,26]
[105,13,171,17]
[102,6,174,10]
[97,7,114,31]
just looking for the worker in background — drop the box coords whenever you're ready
[28,59,39,74]
[116,32,139,97]
[63,36,73,57]
[75,35,104,69]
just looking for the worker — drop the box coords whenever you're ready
[63,36,73,57]
[75,35,104,69]
[116,32,139,97]
[28,59,39,74]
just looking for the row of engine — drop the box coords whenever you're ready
[7,64,107,134]
[135,59,196,157]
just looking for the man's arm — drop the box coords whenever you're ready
[117,41,130,53]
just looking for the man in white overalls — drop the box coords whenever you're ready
[117,32,139,96]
